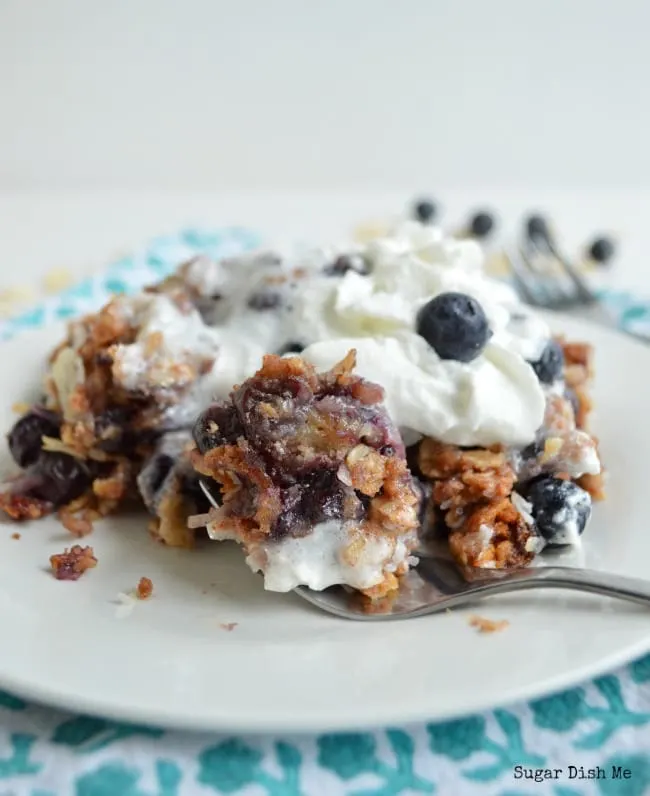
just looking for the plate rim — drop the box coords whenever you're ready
[1,625,650,734]
[1,315,650,733]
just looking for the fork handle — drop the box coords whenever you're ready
[469,566,650,608]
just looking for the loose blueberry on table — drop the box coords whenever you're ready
[469,210,496,239]
[525,213,552,245]
[412,197,437,224]
[587,236,616,265]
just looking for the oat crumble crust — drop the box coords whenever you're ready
[192,351,420,599]
[2,290,217,531]
[559,339,605,500]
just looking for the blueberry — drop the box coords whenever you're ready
[529,340,564,384]
[525,214,552,244]
[416,292,490,363]
[149,453,176,497]
[324,254,370,277]
[469,211,496,239]
[193,404,243,454]
[247,291,282,311]
[588,236,615,264]
[8,407,61,468]
[278,341,305,355]
[271,470,364,540]
[29,453,92,506]
[520,437,544,463]
[524,476,592,545]
[94,408,136,453]
[413,198,437,223]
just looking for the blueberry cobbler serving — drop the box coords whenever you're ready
[191,352,420,596]
[1,221,604,599]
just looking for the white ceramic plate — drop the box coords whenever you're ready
[0,316,649,733]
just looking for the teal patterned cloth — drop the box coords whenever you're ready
[1,229,649,796]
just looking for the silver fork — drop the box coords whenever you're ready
[294,552,650,620]
[199,482,650,620]
[507,217,647,341]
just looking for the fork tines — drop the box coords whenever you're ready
[506,233,598,311]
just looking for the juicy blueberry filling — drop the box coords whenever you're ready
[192,352,413,541]
[8,407,61,468]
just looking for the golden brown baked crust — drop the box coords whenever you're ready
[418,338,604,570]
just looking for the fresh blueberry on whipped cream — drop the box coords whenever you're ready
[293,223,550,447]
[416,292,491,363]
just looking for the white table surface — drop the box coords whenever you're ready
[0,190,649,299]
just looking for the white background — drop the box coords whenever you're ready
[2,0,650,191]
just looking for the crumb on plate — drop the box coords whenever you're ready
[10,532,20,540]
[136,576,153,600]
[49,544,97,581]
[219,622,238,632]
[468,614,509,634]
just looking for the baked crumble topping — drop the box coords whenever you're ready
[1,291,220,530]
[192,351,420,597]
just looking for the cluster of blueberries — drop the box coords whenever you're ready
[411,197,616,266]
[7,407,94,507]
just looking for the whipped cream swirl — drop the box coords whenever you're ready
[154,222,554,447]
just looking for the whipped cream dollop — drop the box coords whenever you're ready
[289,222,550,361]
[148,222,554,447]
[293,222,550,446]
[301,332,546,447]
[245,520,414,592]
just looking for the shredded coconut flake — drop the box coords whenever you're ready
[114,591,137,619]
